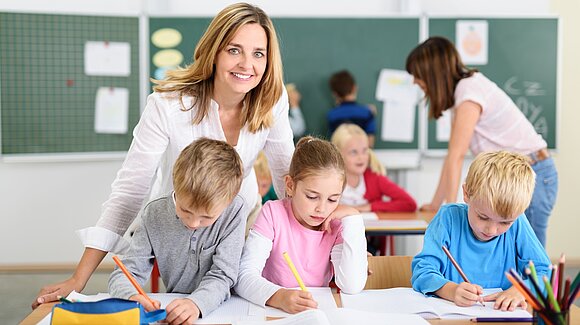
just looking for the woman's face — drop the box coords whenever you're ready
[214,23,268,99]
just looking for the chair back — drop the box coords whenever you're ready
[364,255,413,289]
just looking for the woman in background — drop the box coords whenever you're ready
[406,36,557,246]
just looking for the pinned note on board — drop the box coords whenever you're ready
[84,41,131,76]
[456,20,488,65]
[375,69,421,143]
[94,87,129,134]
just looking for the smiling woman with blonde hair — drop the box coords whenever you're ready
[33,2,294,309]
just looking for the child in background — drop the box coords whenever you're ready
[286,83,306,139]
[235,136,368,314]
[109,138,246,324]
[254,151,277,204]
[331,123,416,213]
[412,151,551,311]
[327,70,376,146]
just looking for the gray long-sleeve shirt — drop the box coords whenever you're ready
[108,193,246,317]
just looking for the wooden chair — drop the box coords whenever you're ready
[364,255,413,289]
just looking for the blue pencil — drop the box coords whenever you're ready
[470,317,534,322]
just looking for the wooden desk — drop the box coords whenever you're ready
[23,297,578,325]
[364,211,436,236]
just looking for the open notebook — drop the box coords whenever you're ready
[235,308,429,325]
[340,287,533,319]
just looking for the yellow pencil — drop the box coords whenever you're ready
[282,252,307,291]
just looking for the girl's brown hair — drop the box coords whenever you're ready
[152,3,284,133]
[406,36,477,119]
[288,136,346,190]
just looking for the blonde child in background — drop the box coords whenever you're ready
[331,123,416,213]
[411,151,550,311]
[254,151,277,204]
[286,83,306,139]
[235,136,367,314]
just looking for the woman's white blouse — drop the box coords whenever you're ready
[78,89,294,253]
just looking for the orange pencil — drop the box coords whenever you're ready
[112,255,157,307]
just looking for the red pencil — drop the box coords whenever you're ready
[557,254,565,304]
[112,255,157,307]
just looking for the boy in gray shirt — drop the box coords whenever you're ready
[109,138,246,324]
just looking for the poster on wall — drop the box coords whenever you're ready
[456,20,488,65]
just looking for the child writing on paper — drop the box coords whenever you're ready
[331,123,417,213]
[411,151,551,311]
[109,138,246,324]
[235,136,368,314]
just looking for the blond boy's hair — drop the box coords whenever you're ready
[330,123,386,176]
[173,138,243,212]
[464,151,535,218]
[254,151,271,180]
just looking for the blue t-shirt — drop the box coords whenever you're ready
[412,204,551,295]
[327,101,375,135]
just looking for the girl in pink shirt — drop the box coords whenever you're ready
[331,123,417,213]
[235,136,367,314]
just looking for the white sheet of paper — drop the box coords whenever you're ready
[94,87,129,134]
[84,41,131,76]
[364,219,428,230]
[248,287,337,318]
[341,288,531,319]
[436,110,452,142]
[147,293,264,324]
[235,308,429,325]
[456,20,488,65]
[375,69,420,102]
[381,100,416,142]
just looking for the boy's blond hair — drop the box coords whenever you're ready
[464,151,535,218]
[173,138,243,212]
[254,151,272,180]
[331,123,386,176]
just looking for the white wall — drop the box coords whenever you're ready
[2,0,577,266]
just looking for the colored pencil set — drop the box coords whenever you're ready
[506,254,579,325]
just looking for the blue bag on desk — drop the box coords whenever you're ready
[50,298,166,325]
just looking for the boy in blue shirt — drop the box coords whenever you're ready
[327,70,376,146]
[412,151,550,311]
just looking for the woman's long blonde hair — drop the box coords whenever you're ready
[331,123,386,176]
[152,3,284,133]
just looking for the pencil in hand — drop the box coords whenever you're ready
[442,245,484,307]
[112,255,157,308]
[282,252,307,291]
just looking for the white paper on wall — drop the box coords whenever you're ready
[84,41,131,76]
[94,87,129,134]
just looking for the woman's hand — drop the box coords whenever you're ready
[419,202,440,212]
[32,277,80,309]
[267,288,318,314]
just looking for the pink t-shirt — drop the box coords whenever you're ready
[453,72,547,155]
[251,199,343,288]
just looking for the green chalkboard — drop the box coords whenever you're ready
[148,17,421,150]
[0,12,140,156]
[427,18,558,151]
